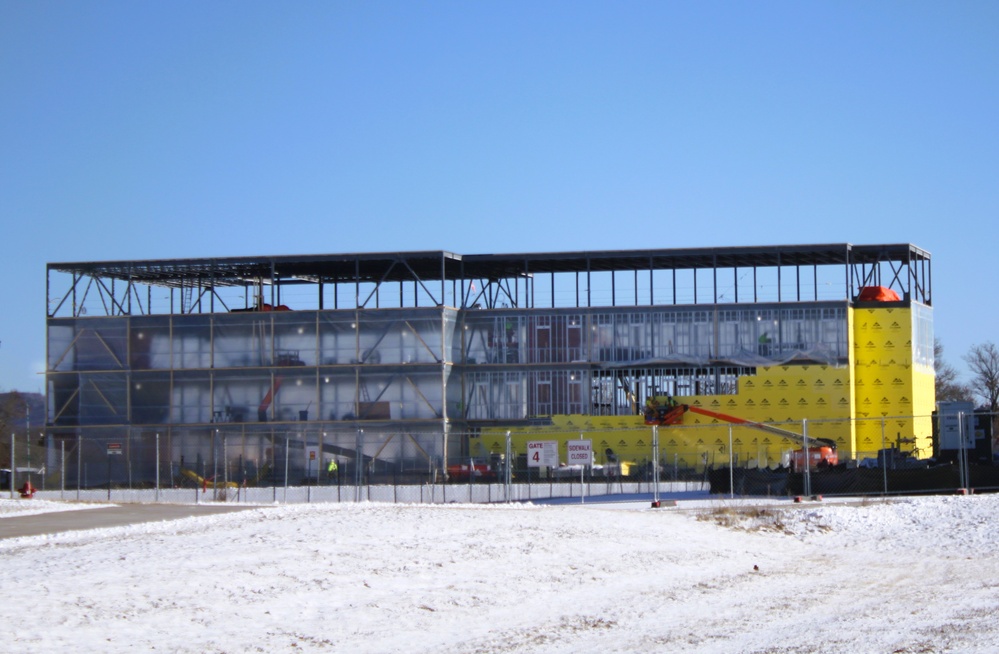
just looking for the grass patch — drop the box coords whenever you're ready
[696,506,792,534]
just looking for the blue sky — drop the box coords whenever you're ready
[1,1,997,393]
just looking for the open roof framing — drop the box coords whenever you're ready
[47,243,931,317]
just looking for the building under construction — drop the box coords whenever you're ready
[45,243,934,485]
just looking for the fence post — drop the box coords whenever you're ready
[728,425,734,499]
[505,430,512,503]
[881,417,888,495]
[652,425,660,506]
[9,433,14,499]
[957,412,967,491]
[127,428,133,490]
[308,442,313,504]
[40,430,45,492]
[106,443,112,503]
[355,429,364,502]
[77,432,82,501]
[213,429,219,502]
[320,430,326,487]
[283,434,290,503]
[965,412,974,490]
[802,419,811,498]
[155,433,160,503]
[61,440,65,500]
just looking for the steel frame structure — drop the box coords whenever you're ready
[44,243,931,484]
[48,243,931,318]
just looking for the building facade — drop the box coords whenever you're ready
[45,244,933,484]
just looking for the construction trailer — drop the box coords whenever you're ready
[933,401,994,466]
[44,243,934,486]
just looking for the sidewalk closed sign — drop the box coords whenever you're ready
[566,440,592,465]
[527,441,558,468]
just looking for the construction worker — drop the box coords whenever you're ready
[758,331,772,356]
[327,458,338,484]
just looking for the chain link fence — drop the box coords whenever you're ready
[7,410,997,504]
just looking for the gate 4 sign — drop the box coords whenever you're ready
[566,440,592,466]
[527,441,558,468]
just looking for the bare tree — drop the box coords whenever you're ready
[935,339,973,403]
[0,391,26,465]
[964,342,999,414]
[0,391,26,435]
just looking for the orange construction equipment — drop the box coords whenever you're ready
[857,286,901,302]
[447,460,497,483]
[643,399,686,426]
[258,378,284,421]
[645,401,838,469]
[178,468,238,490]
[791,447,838,470]
[256,352,305,421]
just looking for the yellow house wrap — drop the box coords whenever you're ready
[852,305,935,457]
[481,305,935,470]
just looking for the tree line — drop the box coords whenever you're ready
[936,339,999,417]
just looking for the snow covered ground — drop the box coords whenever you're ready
[0,497,110,518]
[2,494,998,653]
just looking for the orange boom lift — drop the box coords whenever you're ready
[644,399,838,469]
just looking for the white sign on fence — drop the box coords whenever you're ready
[305,446,320,477]
[527,441,558,468]
[566,440,592,466]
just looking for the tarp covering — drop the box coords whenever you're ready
[857,286,901,302]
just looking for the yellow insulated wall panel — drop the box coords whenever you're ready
[482,415,653,469]
[482,304,936,468]
[486,364,860,470]
[673,363,856,465]
[911,368,936,456]
[484,362,860,471]
[851,306,934,457]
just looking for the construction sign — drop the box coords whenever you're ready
[527,441,558,468]
[566,440,592,465]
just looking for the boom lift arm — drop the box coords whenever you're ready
[644,400,838,464]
